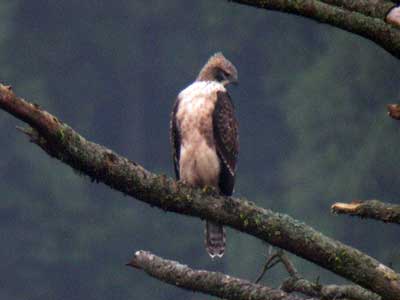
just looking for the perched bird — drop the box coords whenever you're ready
[170,53,239,258]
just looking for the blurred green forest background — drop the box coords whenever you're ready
[1,1,400,299]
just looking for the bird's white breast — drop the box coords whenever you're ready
[176,81,226,187]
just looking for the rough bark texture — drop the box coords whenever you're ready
[128,251,314,300]
[281,278,381,300]
[228,0,400,59]
[320,0,396,19]
[331,200,400,224]
[1,84,400,299]
[262,250,380,300]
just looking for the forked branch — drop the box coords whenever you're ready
[281,278,380,300]
[0,84,399,299]
[127,250,315,300]
[257,250,379,300]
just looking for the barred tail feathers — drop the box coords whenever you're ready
[205,221,225,258]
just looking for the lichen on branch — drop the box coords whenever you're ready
[128,250,313,300]
[331,200,400,224]
[1,83,400,299]
[320,0,396,20]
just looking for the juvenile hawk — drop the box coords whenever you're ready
[170,53,239,258]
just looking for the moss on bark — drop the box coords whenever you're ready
[1,84,400,299]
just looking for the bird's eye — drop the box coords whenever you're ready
[215,69,230,82]
[215,71,226,82]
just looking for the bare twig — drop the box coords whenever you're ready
[255,250,283,283]
[255,249,300,284]
[256,251,378,300]
[1,84,399,299]
[127,250,315,300]
[279,252,300,279]
[278,252,381,300]
[281,278,381,300]
[331,200,400,224]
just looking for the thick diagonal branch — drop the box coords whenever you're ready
[331,200,400,224]
[127,250,314,300]
[0,84,400,299]
[228,0,400,59]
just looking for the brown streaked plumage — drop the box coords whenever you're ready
[197,52,238,85]
[170,53,239,258]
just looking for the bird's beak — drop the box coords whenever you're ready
[230,78,239,86]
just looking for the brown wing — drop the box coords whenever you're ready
[213,91,239,196]
[170,97,181,180]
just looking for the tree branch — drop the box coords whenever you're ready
[255,250,285,283]
[278,252,380,300]
[127,250,315,300]
[257,250,379,300]
[228,0,400,59]
[331,200,400,224]
[281,278,381,300]
[1,84,400,299]
[320,1,396,19]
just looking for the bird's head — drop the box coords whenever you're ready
[197,52,238,86]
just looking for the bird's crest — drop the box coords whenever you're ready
[197,52,238,85]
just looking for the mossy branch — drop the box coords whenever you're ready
[127,250,315,300]
[257,249,380,300]
[278,251,380,300]
[320,0,396,19]
[332,200,400,224]
[1,83,400,299]
[281,277,381,300]
[228,0,400,59]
